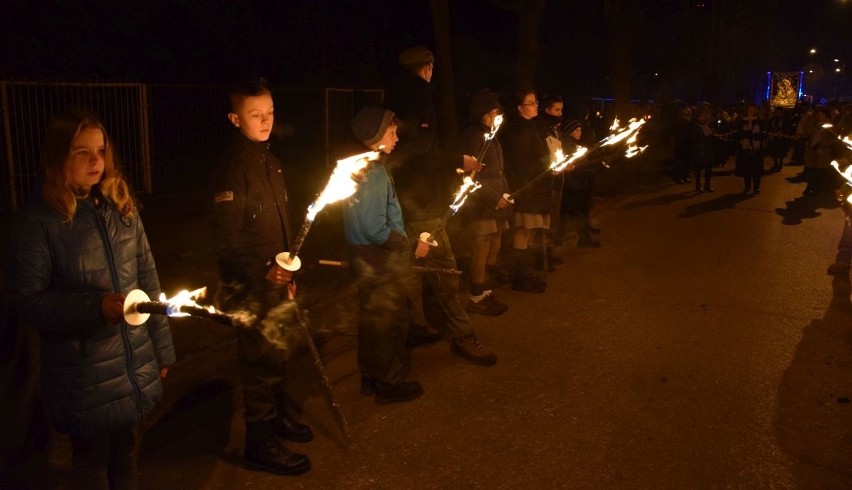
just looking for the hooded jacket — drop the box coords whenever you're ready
[7,191,175,436]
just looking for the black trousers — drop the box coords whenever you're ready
[69,425,138,490]
[743,175,762,192]
[693,164,712,188]
[230,282,292,440]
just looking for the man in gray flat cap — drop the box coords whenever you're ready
[384,45,497,367]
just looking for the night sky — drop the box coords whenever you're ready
[2,0,851,102]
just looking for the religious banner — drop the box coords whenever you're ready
[768,72,802,108]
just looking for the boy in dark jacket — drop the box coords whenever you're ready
[211,79,311,476]
[459,90,511,315]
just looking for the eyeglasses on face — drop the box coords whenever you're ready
[522,100,539,106]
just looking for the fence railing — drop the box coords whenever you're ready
[0,80,383,212]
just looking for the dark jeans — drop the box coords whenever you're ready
[350,250,412,384]
[230,283,292,434]
[693,164,712,189]
[743,175,762,192]
[405,219,474,340]
[69,426,138,490]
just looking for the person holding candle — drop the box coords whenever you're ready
[6,108,175,489]
[345,105,429,403]
[384,45,497,366]
[210,78,311,476]
[459,89,511,315]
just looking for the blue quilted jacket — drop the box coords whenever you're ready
[7,191,175,436]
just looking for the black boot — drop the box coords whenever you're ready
[274,410,314,443]
[244,425,310,476]
[405,323,442,348]
[361,376,424,404]
[511,248,546,293]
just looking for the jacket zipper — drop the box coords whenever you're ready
[96,203,145,418]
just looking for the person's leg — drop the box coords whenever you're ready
[107,426,138,490]
[511,225,545,292]
[469,233,491,296]
[70,431,111,490]
[703,163,714,191]
[693,165,703,190]
[238,285,310,475]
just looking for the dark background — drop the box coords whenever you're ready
[2,0,851,103]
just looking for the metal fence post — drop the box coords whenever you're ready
[1,82,16,210]
[139,83,152,194]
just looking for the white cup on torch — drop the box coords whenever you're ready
[275,252,302,272]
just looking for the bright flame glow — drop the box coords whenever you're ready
[550,146,588,173]
[449,176,482,214]
[831,160,852,204]
[843,136,852,150]
[158,287,215,316]
[306,150,381,221]
[610,118,620,131]
[484,114,504,144]
[600,118,647,149]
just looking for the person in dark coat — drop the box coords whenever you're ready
[690,108,716,192]
[734,103,766,194]
[501,89,552,293]
[210,79,311,476]
[537,95,568,264]
[766,107,791,172]
[673,105,694,184]
[384,46,497,365]
[6,109,176,490]
[459,90,511,315]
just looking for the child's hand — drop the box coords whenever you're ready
[462,155,482,173]
[414,240,431,259]
[102,292,126,325]
[265,264,293,284]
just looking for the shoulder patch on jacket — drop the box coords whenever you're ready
[214,191,234,203]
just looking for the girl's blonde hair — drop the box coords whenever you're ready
[41,109,135,222]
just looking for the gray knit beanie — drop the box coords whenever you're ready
[351,106,396,147]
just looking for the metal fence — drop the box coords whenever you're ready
[0,81,383,211]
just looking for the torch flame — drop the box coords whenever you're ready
[601,118,647,149]
[831,160,852,205]
[158,287,216,316]
[486,114,503,143]
[449,175,482,214]
[550,146,588,173]
[610,117,620,131]
[306,150,381,221]
[842,136,852,151]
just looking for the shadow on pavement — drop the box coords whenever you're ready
[677,192,754,218]
[774,192,840,225]
[774,273,852,487]
[139,378,238,489]
[617,187,696,211]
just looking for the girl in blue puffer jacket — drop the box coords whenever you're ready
[7,109,175,489]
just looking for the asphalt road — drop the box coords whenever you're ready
[41,156,852,488]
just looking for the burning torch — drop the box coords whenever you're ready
[276,149,382,272]
[418,115,504,246]
[123,287,248,327]
[506,117,648,202]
